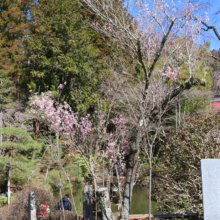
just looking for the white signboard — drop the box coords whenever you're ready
[201,159,220,220]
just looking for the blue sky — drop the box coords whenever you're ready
[199,0,220,50]
[125,0,220,50]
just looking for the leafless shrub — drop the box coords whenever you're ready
[0,187,55,220]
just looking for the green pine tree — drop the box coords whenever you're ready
[24,0,110,112]
[0,0,34,102]
[0,127,42,193]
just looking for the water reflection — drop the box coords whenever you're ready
[54,187,160,215]
[111,187,160,214]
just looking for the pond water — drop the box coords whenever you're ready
[111,187,160,214]
[55,187,160,215]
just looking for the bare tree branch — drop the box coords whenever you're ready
[150,77,206,118]
[201,20,220,41]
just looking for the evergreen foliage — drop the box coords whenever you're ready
[0,127,42,189]
[0,0,33,104]
[0,0,219,217]
[25,0,110,111]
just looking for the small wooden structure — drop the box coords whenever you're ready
[10,183,22,191]
[211,97,220,109]
[127,212,198,219]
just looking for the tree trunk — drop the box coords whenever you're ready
[95,140,99,157]
[4,172,8,193]
[149,147,152,220]
[0,108,2,155]
[88,157,98,220]
[8,166,11,205]
[4,150,11,193]
[120,129,141,220]
[32,120,40,160]
[59,186,65,220]
[98,188,116,220]
[115,165,122,207]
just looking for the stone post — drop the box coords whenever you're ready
[97,188,115,220]
[28,190,37,220]
[83,185,93,220]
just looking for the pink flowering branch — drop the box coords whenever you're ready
[28,92,92,141]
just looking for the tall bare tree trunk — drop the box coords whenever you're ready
[32,120,40,160]
[120,129,141,220]
[88,157,98,220]
[149,147,152,220]
[95,140,99,157]
[4,150,11,193]
[56,132,66,220]
[115,165,122,207]
[8,166,11,204]
[0,107,2,155]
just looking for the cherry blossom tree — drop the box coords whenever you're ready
[29,92,91,137]
[80,0,207,219]
[28,91,132,219]
[28,92,93,217]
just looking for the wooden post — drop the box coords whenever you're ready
[28,191,37,220]
[83,185,93,220]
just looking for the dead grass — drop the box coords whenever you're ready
[0,187,54,220]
